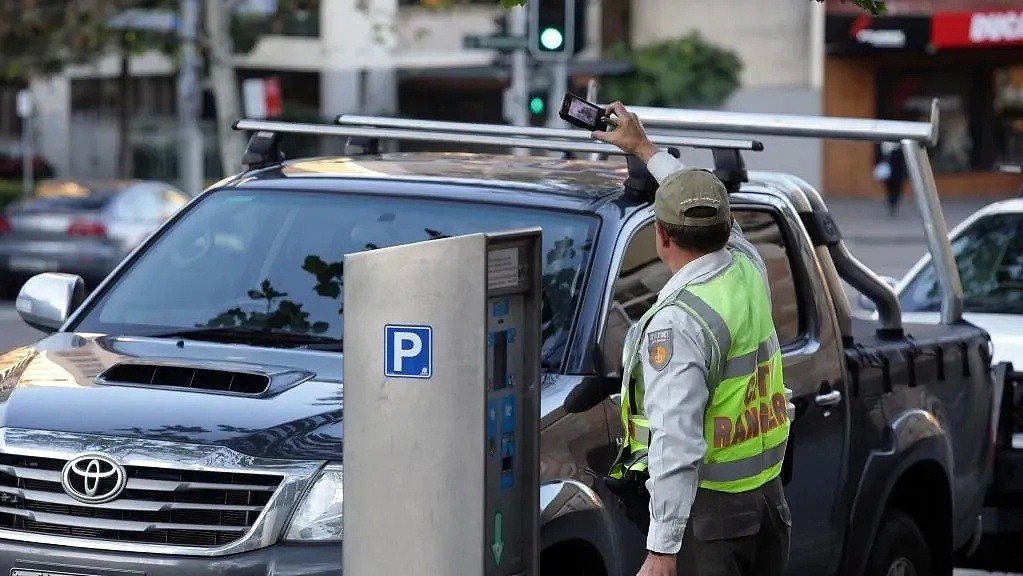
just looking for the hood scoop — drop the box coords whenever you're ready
[95,358,315,397]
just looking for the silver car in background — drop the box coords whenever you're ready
[0,179,191,297]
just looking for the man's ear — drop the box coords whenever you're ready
[654,221,670,247]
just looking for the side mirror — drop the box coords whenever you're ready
[857,275,898,311]
[15,272,86,333]
[563,375,621,414]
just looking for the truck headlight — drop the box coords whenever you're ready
[283,464,343,541]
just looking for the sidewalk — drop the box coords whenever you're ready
[826,196,997,243]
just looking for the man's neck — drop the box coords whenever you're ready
[665,249,706,275]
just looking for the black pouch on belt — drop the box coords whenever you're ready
[604,473,650,535]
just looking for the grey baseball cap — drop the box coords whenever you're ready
[653,168,730,228]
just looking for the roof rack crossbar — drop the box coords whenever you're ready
[232,119,667,156]
[334,114,764,152]
[620,98,940,146]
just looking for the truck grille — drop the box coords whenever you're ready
[0,453,283,547]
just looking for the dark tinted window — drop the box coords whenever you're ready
[72,189,597,367]
[901,212,1023,314]
[733,210,802,344]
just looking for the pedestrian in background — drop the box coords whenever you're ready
[874,140,907,217]
[593,102,792,576]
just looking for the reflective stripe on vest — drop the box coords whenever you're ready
[609,251,790,493]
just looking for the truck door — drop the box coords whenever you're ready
[731,198,849,575]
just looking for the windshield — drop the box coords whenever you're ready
[901,212,1023,314]
[71,188,598,366]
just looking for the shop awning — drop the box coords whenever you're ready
[827,8,1023,54]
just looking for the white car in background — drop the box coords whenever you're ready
[861,197,1023,366]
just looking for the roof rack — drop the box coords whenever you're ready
[234,118,714,158]
[334,114,765,151]
[621,98,959,333]
[622,98,940,146]
[233,117,764,195]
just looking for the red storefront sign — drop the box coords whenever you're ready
[264,76,283,118]
[932,9,1023,48]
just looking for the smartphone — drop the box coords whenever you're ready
[559,93,615,132]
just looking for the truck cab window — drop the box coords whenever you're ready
[603,209,803,374]
[732,210,802,344]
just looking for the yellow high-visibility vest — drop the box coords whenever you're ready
[609,251,790,493]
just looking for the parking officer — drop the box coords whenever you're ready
[592,102,792,576]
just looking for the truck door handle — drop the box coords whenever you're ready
[814,389,842,407]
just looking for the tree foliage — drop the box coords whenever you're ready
[0,0,175,81]
[0,0,320,82]
[599,33,742,108]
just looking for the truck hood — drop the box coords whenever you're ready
[0,331,342,462]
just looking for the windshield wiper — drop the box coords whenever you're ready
[147,325,343,351]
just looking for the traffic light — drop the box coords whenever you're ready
[529,0,587,60]
[528,90,547,126]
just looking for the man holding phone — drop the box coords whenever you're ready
[591,101,792,576]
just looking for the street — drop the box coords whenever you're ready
[0,303,41,352]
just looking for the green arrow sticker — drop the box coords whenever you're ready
[492,510,505,566]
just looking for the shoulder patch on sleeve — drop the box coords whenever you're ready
[646,328,673,372]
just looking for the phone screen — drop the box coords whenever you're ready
[568,98,598,125]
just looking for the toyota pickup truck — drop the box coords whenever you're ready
[0,106,1006,576]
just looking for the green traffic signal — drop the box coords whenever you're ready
[539,27,564,51]
[529,96,545,115]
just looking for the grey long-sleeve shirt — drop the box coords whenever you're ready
[633,151,772,554]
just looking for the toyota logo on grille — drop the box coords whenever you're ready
[61,454,126,504]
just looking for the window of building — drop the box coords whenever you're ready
[994,65,1023,167]
[876,64,1023,173]
[876,68,978,174]
[601,209,803,374]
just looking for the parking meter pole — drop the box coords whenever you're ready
[344,229,541,576]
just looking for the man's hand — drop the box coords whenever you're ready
[636,551,676,576]
[590,101,659,163]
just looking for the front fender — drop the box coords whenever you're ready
[839,408,953,576]
[540,479,640,576]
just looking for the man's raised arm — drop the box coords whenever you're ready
[591,102,769,285]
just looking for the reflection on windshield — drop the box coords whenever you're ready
[901,212,1023,314]
[72,189,597,366]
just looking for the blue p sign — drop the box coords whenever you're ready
[384,325,433,379]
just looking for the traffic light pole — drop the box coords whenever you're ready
[546,58,568,129]
[508,5,530,155]
[544,0,574,130]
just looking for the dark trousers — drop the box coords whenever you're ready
[675,477,791,576]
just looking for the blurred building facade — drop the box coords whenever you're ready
[624,0,824,190]
[824,0,1023,198]
[25,0,606,184]
[17,0,1023,199]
